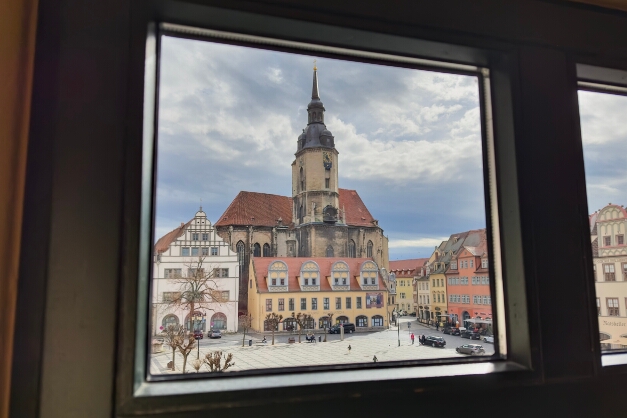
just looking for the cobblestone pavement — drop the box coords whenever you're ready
[150,323,493,374]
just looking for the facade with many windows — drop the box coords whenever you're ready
[248,257,387,332]
[390,258,428,316]
[446,229,492,329]
[590,204,627,347]
[152,209,240,334]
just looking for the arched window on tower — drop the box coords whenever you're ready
[263,243,271,257]
[253,243,261,257]
[348,240,356,258]
[300,167,304,192]
[367,240,374,258]
[326,245,334,257]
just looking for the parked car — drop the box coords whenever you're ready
[482,335,494,343]
[208,329,222,339]
[461,329,481,340]
[450,327,461,336]
[424,336,446,347]
[193,330,203,340]
[329,323,356,334]
[409,312,416,317]
[456,344,486,355]
[442,327,452,335]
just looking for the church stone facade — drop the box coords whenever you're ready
[215,66,389,313]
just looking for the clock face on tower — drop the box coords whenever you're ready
[323,152,332,170]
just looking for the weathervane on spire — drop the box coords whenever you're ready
[313,59,317,71]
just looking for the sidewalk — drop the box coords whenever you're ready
[151,332,462,374]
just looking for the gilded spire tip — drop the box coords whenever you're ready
[313,59,317,71]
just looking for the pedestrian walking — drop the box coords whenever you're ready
[410,332,415,345]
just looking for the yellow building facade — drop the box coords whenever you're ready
[248,257,388,332]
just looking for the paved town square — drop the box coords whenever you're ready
[151,319,495,374]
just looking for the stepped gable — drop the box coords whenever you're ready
[154,220,192,254]
[252,257,383,293]
[339,188,375,226]
[215,191,293,227]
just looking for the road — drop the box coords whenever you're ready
[195,316,495,355]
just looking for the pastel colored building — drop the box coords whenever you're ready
[590,204,627,348]
[445,229,492,328]
[248,257,388,332]
[152,209,240,335]
[389,258,428,315]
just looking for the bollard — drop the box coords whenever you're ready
[319,336,321,342]
[249,339,252,346]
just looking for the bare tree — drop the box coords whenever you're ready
[177,334,196,374]
[203,351,235,372]
[264,312,283,345]
[163,257,228,331]
[162,324,184,371]
[292,312,313,343]
[239,313,253,347]
[323,312,334,342]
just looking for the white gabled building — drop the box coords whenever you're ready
[152,208,240,335]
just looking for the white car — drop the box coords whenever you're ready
[482,335,494,343]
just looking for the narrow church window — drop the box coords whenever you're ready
[263,243,270,257]
[367,240,373,258]
[326,245,334,257]
[348,240,356,258]
[253,243,261,257]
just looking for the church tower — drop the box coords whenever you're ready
[292,64,340,227]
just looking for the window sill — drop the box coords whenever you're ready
[136,359,525,398]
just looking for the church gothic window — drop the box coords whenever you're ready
[300,261,320,286]
[253,243,261,257]
[236,240,245,278]
[300,167,304,192]
[348,240,356,258]
[367,240,373,258]
[326,245,334,257]
[263,243,271,257]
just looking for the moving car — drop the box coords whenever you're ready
[329,323,356,334]
[482,335,494,343]
[424,336,446,347]
[456,344,486,355]
[193,330,204,340]
[208,329,222,339]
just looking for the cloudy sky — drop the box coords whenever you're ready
[155,35,487,259]
[578,91,627,214]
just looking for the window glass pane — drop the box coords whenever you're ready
[150,33,494,376]
[579,89,627,352]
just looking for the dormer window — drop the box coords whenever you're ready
[268,261,288,289]
[360,260,379,287]
[300,261,320,288]
[332,261,350,288]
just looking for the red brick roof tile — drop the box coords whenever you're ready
[215,189,377,228]
[215,191,293,227]
[154,220,192,254]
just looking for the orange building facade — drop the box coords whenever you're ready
[445,229,492,328]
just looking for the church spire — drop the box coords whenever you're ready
[312,61,320,100]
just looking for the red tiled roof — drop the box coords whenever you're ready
[215,189,377,228]
[154,220,192,254]
[251,257,383,293]
[390,258,429,277]
[214,191,293,227]
[338,189,376,226]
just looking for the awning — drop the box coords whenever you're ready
[464,318,493,324]
[601,337,627,345]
